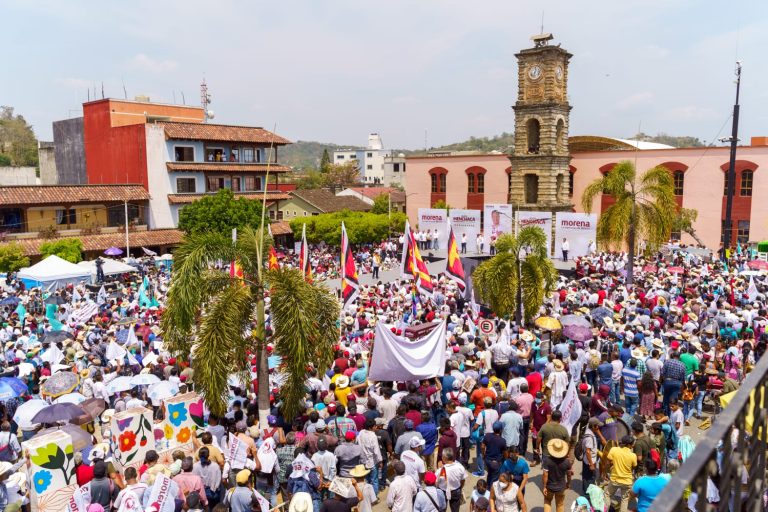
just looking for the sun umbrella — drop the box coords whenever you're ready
[130,374,160,386]
[147,381,178,402]
[44,295,64,305]
[0,381,24,401]
[590,307,613,323]
[31,403,85,424]
[106,376,135,395]
[16,363,34,378]
[748,260,768,271]
[40,371,80,398]
[0,297,19,306]
[51,364,74,374]
[80,398,107,419]
[562,324,594,342]
[13,399,47,429]
[0,377,28,397]
[534,316,562,331]
[53,392,87,405]
[667,266,684,274]
[559,314,591,328]
[641,264,658,273]
[41,331,73,344]
[104,247,123,256]
[35,424,92,452]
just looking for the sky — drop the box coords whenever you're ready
[2,0,767,149]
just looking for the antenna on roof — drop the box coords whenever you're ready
[122,78,128,99]
[101,82,105,99]
[181,91,186,105]
[201,78,213,122]
[540,9,544,35]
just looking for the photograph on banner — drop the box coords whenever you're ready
[483,203,513,253]
[554,212,597,258]
[517,211,553,256]
[448,209,482,253]
[416,208,449,250]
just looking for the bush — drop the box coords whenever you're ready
[0,243,30,272]
[178,189,265,236]
[39,238,83,263]
[289,210,406,246]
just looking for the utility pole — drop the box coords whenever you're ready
[124,200,130,257]
[723,61,742,251]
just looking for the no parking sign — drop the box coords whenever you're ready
[479,319,494,335]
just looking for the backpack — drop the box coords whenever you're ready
[574,436,585,461]
[470,411,486,443]
[589,352,601,371]
[0,433,15,462]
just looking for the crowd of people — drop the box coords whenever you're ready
[0,240,764,512]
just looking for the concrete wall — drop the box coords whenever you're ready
[146,125,174,229]
[52,118,87,184]
[25,205,108,231]
[0,167,38,185]
[38,141,57,185]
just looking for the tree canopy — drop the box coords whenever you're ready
[39,238,83,263]
[290,211,406,245]
[178,189,264,236]
[371,193,390,214]
[0,243,30,272]
[0,106,38,167]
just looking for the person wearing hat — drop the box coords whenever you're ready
[579,418,605,493]
[541,438,571,512]
[536,410,569,463]
[223,469,257,512]
[412,470,446,512]
[481,421,507,486]
[335,430,363,478]
[603,435,637,512]
[546,359,569,409]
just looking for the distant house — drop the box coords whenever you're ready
[336,187,406,213]
[280,189,371,218]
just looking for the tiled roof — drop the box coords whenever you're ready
[291,189,371,213]
[166,162,291,173]
[270,221,293,236]
[167,192,291,204]
[6,229,184,256]
[159,122,291,145]
[0,185,150,206]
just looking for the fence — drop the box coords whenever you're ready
[652,351,768,511]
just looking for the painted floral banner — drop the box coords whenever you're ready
[23,430,77,512]
[156,392,203,452]
[110,407,154,472]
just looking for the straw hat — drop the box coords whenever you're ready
[520,331,534,342]
[688,312,699,323]
[603,317,614,329]
[631,348,645,359]
[289,492,314,512]
[553,360,565,372]
[652,339,664,349]
[349,464,371,478]
[336,376,350,389]
[657,297,667,307]
[548,439,569,458]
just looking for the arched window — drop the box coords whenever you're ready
[556,119,565,152]
[741,170,754,196]
[429,168,448,193]
[477,173,484,193]
[524,174,539,204]
[568,165,576,197]
[674,170,685,196]
[467,173,475,193]
[431,174,438,193]
[526,118,540,154]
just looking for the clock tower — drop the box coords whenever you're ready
[508,33,573,211]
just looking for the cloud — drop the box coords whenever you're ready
[663,105,719,122]
[615,92,654,111]
[127,53,178,73]
[55,77,91,89]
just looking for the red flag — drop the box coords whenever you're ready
[299,224,312,282]
[445,225,466,292]
[340,222,359,308]
[268,246,279,270]
[402,222,434,296]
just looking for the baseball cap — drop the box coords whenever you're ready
[315,419,327,431]
[404,419,414,430]
[588,417,604,428]
[409,437,426,449]
[424,472,437,485]
[374,417,387,427]
[344,431,357,441]
[236,469,251,484]
[578,383,589,393]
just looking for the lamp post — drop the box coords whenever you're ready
[723,61,742,252]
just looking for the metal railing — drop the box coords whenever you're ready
[653,352,768,511]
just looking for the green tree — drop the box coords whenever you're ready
[178,189,263,236]
[290,211,406,245]
[472,227,557,324]
[371,193,390,214]
[39,238,83,263]
[0,243,30,272]
[581,161,678,284]
[0,154,11,166]
[672,208,704,247]
[320,149,331,173]
[324,161,360,191]
[0,107,38,166]
[431,199,451,211]
[294,170,327,190]
[162,227,339,421]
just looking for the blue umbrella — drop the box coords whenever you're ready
[0,380,24,401]
[0,378,27,397]
[0,296,19,306]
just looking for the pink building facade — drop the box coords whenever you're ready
[405,137,768,249]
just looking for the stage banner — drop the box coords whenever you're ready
[483,203,513,253]
[449,209,482,252]
[416,209,449,249]
[517,211,553,256]
[554,212,597,258]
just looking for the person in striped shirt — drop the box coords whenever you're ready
[622,359,641,417]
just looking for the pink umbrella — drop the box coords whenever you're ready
[667,266,684,274]
[642,264,658,273]
[748,260,768,271]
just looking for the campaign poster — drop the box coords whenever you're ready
[483,204,513,253]
[554,212,598,258]
[449,209,482,253]
[416,208,449,250]
[517,211,553,256]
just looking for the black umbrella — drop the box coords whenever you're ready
[44,295,64,305]
[31,403,85,424]
[41,331,74,344]
[80,398,107,419]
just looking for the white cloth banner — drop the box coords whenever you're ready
[66,482,91,512]
[227,434,248,468]
[71,302,99,325]
[123,325,139,347]
[97,285,108,306]
[558,380,582,435]
[146,473,180,512]
[416,209,449,247]
[517,211,553,256]
[483,204,513,252]
[554,212,598,259]
[116,489,144,512]
[449,209,482,252]
[369,321,447,381]
[748,276,758,302]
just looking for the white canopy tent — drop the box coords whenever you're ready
[17,255,92,291]
[77,258,138,283]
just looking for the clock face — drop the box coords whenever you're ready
[555,65,563,81]
[528,65,542,81]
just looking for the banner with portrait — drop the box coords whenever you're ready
[483,204,513,253]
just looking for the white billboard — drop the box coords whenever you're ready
[416,208,449,250]
[554,212,598,259]
[483,203,513,253]
[449,209,482,253]
[517,211,553,256]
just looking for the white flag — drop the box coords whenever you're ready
[748,276,758,302]
[106,340,127,363]
[97,285,108,306]
[116,489,143,512]
[72,287,82,303]
[40,345,65,365]
[123,325,139,347]
[558,380,583,435]
[66,482,91,512]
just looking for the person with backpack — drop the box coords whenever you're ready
[0,423,20,463]
[577,418,605,493]
[413,471,447,512]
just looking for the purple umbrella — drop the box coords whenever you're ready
[562,324,594,342]
[104,247,123,256]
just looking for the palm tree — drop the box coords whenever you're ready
[161,226,339,422]
[472,226,557,325]
[581,160,678,284]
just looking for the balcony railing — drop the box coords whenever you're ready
[652,351,768,511]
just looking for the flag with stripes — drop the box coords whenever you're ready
[299,224,312,282]
[340,222,359,308]
[445,223,466,292]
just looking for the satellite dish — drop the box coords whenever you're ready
[206,110,215,119]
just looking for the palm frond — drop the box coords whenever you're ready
[517,225,548,258]
[581,179,606,213]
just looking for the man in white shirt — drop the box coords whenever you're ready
[401,438,426,485]
[461,234,467,254]
[447,401,471,466]
[561,238,570,262]
[387,460,417,512]
[436,448,466,512]
[476,234,484,254]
